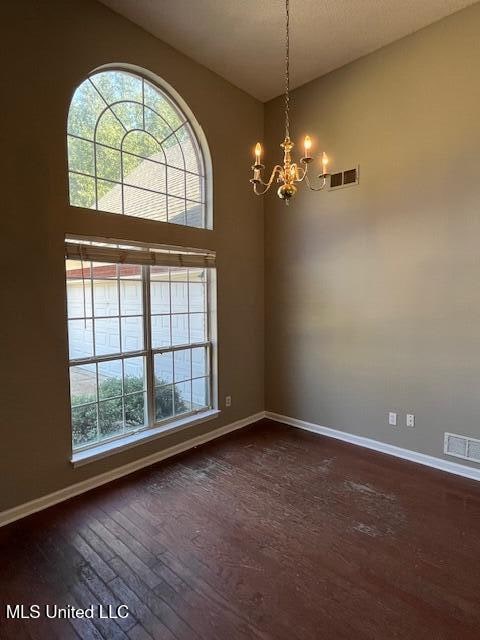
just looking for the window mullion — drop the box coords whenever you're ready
[143,265,155,428]
[206,268,212,408]
[116,268,126,436]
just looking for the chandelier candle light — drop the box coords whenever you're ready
[251,0,331,204]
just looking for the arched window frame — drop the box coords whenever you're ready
[65,65,218,463]
[67,63,213,229]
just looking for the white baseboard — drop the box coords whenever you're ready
[4,410,478,528]
[265,411,480,483]
[0,411,265,528]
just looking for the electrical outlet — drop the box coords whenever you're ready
[406,413,415,428]
[388,412,397,426]
[225,396,232,408]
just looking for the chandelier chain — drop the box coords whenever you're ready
[284,0,290,139]
[250,0,331,201]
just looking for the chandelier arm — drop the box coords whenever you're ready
[253,183,273,196]
[295,164,308,182]
[304,172,328,192]
[254,165,283,194]
[259,165,283,187]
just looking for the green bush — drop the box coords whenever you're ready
[72,376,186,447]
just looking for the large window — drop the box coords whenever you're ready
[66,238,216,452]
[67,69,208,228]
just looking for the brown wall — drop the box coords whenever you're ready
[0,0,264,511]
[264,3,480,467]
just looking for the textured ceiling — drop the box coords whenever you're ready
[99,0,477,101]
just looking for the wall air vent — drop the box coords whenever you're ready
[330,172,343,188]
[329,166,359,190]
[444,432,480,464]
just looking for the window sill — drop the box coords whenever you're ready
[71,409,221,468]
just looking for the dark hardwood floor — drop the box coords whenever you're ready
[1,419,480,639]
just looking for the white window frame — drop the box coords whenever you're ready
[66,240,218,466]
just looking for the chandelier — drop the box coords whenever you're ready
[250,0,330,204]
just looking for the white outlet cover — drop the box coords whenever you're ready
[388,412,397,426]
[406,414,415,427]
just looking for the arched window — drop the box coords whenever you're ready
[67,68,208,228]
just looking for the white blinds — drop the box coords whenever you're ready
[65,239,216,269]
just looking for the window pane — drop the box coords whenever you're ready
[170,267,188,282]
[124,356,145,393]
[189,313,206,343]
[93,279,119,316]
[98,360,122,399]
[124,156,166,192]
[68,319,93,359]
[144,108,172,143]
[171,282,188,313]
[120,280,143,315]
[97,180,123,214]
[68,80,105,138]
[72,404,98,447]
[112,102,143,131]
[186,173,202,202]
[155,385,173,421]
[188,268,205,283]
[192,347,207,378]
[151,281,170,314]
[174,349,191,383]
[98,398,124,438]
[189,283,205,312]
[118,264,142,279]
[91,71,143,104]
[91,262,117,279]
[164,134,186,170]
[67,280,92,319]
[172,314,189,345]
[123,129,160,157]
[144,82,184,130]
[95,317,120,356]
[95,109,125,149]
[186,202,205,228]
[68,137,94,175]
[174,381,191,415]
[151,315,171,348]
[154,352,173,385]
[192,377,209,410]
[150,266,169,281]
[181,126,203,174]
[125,392,146,429]
[168,196,185,225]
[69,173,96,209]
[121,316,144,352]
[70,363,97,406]
[96,145,121,182]
[124,186,167,221]
[167,167,185,199]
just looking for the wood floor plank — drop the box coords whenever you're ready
[1,419,480,639]
[127,624,154,640]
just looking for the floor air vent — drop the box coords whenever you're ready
[444,432,480,464]
[329,166,359,190]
